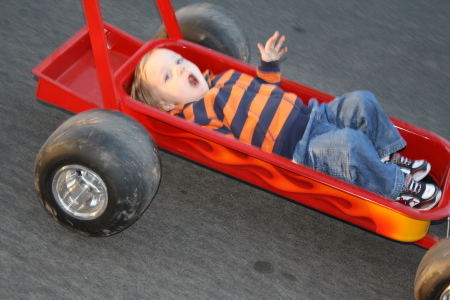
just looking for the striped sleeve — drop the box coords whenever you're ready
[256,60,281,84]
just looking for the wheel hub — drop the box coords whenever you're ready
[52,165,108,220]
[440,285,450,300]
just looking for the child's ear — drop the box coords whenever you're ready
[160,102,175,111]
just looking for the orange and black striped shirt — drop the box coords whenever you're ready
[168,61,311,159]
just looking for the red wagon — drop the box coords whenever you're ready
[32,1,450,299]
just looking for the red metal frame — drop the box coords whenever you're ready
[32,0,450,249]
[80,0,182,110]
[82,0,118,110]
[154,0,183,39]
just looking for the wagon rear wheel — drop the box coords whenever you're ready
[34,110,161,236]
[155,3,250,62]
[414,237,450,300]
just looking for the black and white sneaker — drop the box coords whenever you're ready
[389,153,431,181]
[396,174,441,210]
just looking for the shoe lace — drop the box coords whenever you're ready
[395,154,411,166]
[404,179,421,194]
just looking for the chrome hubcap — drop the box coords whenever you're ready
[441,285,450,300]
[52,165,108,220]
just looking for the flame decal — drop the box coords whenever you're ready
[143,118,430,242]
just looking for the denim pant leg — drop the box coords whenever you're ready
[305,127,405,199]
[293,91,406,199]
[325,90,406,159]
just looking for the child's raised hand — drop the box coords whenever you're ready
[257,31,288,62]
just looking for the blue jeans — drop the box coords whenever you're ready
[292,91,406,199]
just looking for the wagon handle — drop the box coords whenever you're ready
[82,0,119,110]
[81,0,182,110]
[155,0,183,39]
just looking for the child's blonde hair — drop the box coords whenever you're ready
[130,50,165,110]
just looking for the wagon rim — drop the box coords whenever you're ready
[52,165,108,220]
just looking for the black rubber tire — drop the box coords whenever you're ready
[154,3,250,62]
[34,110,161,236]
[414,237,450,300]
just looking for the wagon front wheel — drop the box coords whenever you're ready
[154,3,250,62]
[34,110,161,236]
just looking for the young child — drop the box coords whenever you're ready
[131,31,442,210]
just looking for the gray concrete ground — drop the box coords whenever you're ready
[1,0,449,299]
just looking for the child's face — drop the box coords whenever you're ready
[144,49,209,110]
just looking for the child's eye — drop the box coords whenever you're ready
[176,58,183,64]
[164,73,171,82]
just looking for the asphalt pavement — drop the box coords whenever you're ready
[1,0,449,299]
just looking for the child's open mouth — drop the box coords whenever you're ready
[189,74,198,87]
